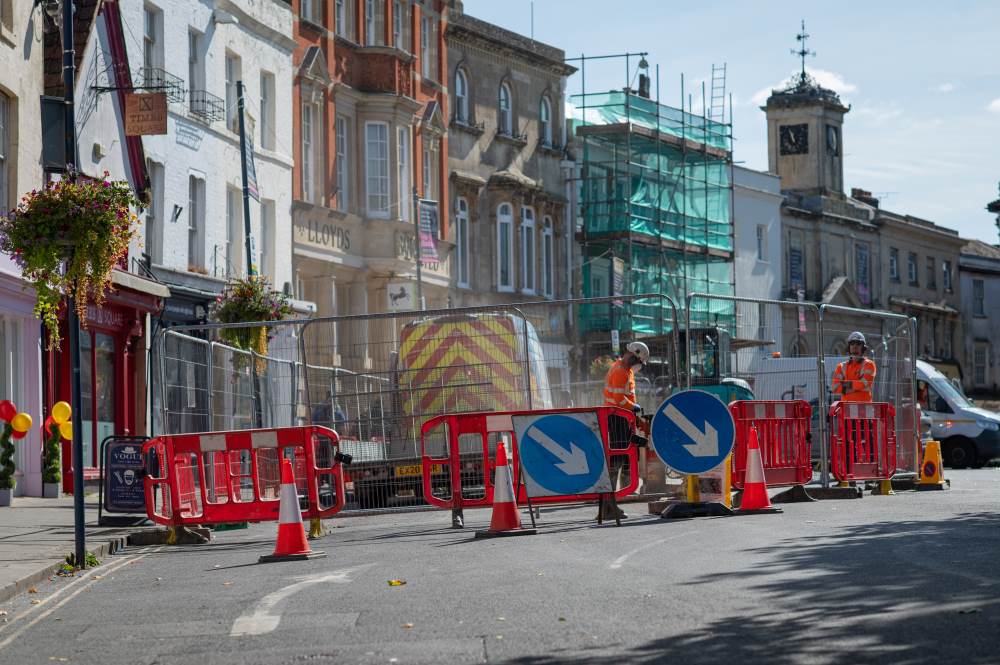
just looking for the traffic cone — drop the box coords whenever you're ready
[475,441,536,538]
[259,458,327,562]
[916,440,947,491]
[737,426,782,514]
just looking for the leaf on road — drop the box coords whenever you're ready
[91,575,102,580]
[30,600,40,605]
[558,617,566,622]
[387,579,406,587]
[402,623,414,629]
[222,582,234,586]
[27,587,38,594]
[497,617,506,621]
[0,610,7,616]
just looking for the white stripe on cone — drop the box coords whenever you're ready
[493,464,515,503]
[745,445,765,484]
[279,482,302,524]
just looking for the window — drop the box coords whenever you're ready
[889,247,899,282]
[454,69,468,123]
[225,52,242,132]
[907,252,918,285]
[336,116,349,211]
[259,72,275,150]
[926,256,936,289]
[456,197,470,288]
[973,279,985,316]
[944,322,954,359]
[943,260,953,292]
[420,12,438,80]
[301,0,323,24]
[143,5,161,73]
[0,318,23,411]
[539,96,552,146]
[397,126,410,221]
[788,231,804,290]
[335,0,355,40]
[0,92,7,214]
[422,145,430,199]
[542,216,554,298]
[145,161,164,264]
[756,224,767,262]
[301,99,321,204]
[260,200,275,278]
[366,0,385,45]
[499,83,512,135]
[187,176,204,269]
[226,187,243,277]
[855,242,871,305]
[974,344,988,387]
[521,207,536,294]
[365,121,390,216]
[497,203,514,292]
[187,31,204,114]
[393,0,409,51]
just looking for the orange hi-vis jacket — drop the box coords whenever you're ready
[603,359,637,409]
[832,356,877,402]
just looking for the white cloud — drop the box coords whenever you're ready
[750,68,857,106]
[934,82,958,93]
[988,98,1000,113]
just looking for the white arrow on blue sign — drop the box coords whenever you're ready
[650,390,735,475]
[512,412,613,498]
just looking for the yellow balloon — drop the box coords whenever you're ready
[52,401,72,425]
[59,421,73,441]
[11,412,32,434]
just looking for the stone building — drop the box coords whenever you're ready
[444,6,576,308]
[960,239,1000,396]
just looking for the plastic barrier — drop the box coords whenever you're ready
[830,402,896,482]
[419,407,639,511]
[142,426,347,527]
[730,400,813,489]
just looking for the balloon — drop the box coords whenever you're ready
[0,400,14,422]
[11,428,26,440]
[59,421,73,441]
[11,412,32,434]
[51,401,72,425]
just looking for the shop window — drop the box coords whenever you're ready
[80,332,117,468]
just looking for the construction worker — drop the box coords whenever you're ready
[599,341,650,520]
[832,331,877,402]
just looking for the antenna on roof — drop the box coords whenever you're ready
[791,20,816,86]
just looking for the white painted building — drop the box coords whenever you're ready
[733,165,783,303]
[76,0,297,325]
[0,0,46,496]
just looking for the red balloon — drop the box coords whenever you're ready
[11,428,27,440]
[44,416,57,436]
[0,400,15,422]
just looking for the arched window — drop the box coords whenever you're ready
[498,82,512,136]
[497,203,513,292]
[539,96,552,146]
[456,197,470,287]
[542,216,554,298]
[455,69,468,123]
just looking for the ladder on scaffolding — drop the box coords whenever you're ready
[709,63,727,124]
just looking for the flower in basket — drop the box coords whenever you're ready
[210,276,293,362]
[589,355,616,380]
[0,174,141,349]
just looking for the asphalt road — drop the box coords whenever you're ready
[2,470,999,664]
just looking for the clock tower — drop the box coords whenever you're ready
[763,23,849,196]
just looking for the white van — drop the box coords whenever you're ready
[743,356,1000,468]
[916,360,1000,468]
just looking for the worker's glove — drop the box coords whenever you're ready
[632,404,643,416]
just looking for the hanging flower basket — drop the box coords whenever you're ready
[0,173,141,349]
[210,276,293,370]
[589,355,616,380]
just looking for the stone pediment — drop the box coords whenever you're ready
[298,46,331,86]
[821,275,863,308]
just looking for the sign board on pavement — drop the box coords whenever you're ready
[650,389,735,475]
[512,412,612,498]
[103,439,148,513]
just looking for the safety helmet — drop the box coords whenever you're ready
[847,331,866,348]
[626,341,650,364]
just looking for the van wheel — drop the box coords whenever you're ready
[943,438,976,469]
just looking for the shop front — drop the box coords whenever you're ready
[47,271,168,492]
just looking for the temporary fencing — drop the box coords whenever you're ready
[830,401,897,482]
[419,406,639,511]
[729,400,812,489]
[141,425,346,527]
[152,295,679,512]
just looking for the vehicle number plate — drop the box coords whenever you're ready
[394,464,443,477]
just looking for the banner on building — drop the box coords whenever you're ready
[612,257,625,307]
[418,199,439,264]
[124,92,167,136]
[242,131,260,202]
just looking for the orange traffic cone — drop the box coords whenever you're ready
[475,441,536,538]
[737,426,782,515]
[259,458,327,562]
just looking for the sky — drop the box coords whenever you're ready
[462,0,1000,244]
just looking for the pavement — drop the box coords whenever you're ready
[0,495,135,603]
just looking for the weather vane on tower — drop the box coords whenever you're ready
[791,20,816,87]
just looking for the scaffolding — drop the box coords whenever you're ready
[574,71,735,340]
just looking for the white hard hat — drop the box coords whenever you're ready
[847,331,866,346]
[626,341,650,363]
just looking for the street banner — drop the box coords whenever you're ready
[242,130,260,203]
[418,199,439,263]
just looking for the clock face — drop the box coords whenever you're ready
[826,124,840,156]
[779,124,809,155]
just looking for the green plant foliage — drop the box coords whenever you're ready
[589,355,616,380]
[65,551,100,569]
[42,421,61,484]
[210,276,292,353]
[0,423,15,491]
[0,173,142,349]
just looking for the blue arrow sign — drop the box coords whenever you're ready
[650,390,735,475]
[512,412,612,498]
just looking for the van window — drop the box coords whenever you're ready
[930,376,970,409]
[925,385,953,414]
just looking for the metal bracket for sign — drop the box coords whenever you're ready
[91,65,185,104]
[98,435,152,527]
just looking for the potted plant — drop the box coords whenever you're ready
[0,400,32,506]
[211,276,293,370]
[0,173,141,349]
[41,401,71,498]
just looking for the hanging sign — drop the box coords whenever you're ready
[418,199,439,263]
[124,92,167,136]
